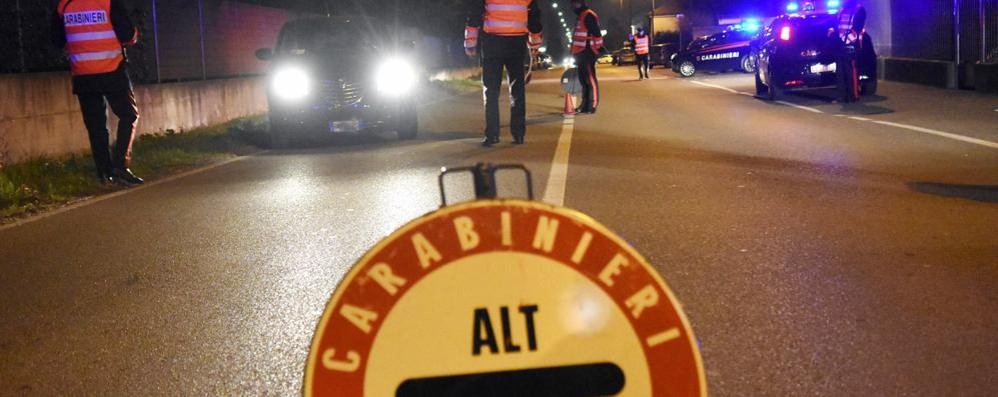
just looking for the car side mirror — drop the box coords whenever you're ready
[255,48,274,61]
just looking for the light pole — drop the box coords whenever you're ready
[650,0,655,44]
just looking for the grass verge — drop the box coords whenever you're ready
[431,74,482,94]
[0,116,269,223]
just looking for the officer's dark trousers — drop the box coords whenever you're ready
[837,45,859,102]
[574,51,599,111]
[482,54,527,139]
[636,54,649,78]
[77,89,139,175]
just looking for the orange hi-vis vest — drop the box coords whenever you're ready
[634,35,649,55]
[483,0,530,36]
[58,0,123,76]
[572,9,603,55]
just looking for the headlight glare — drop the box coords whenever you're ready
[272,66,311,101]
[376,58,418,96]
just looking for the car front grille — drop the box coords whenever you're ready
[320,78,364,109]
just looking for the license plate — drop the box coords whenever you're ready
[329,120,360,133]
[809,63,836,74]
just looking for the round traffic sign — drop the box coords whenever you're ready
[304,200,706,396]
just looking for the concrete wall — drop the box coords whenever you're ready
[0,73,266,165]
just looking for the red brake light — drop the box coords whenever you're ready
[780,26,791,41]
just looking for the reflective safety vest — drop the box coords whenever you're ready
[58,0,123,76]
[837,5,865,46]
[483,0,531,36]
[634,35,649,55]
[572,9,603,55]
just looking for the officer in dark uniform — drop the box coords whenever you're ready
[52,0,143,185]
[571,0,603,114]
[834,0,866,103]
[465,0,543,146]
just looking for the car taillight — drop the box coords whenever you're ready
[780,26,791,41]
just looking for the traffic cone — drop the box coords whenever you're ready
[563,92,575,116]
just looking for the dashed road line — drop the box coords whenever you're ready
[775,100,823,113]
[870,120,998,150]
[686,79,997,150]
[542,116,575,206]
[689,80,739,94]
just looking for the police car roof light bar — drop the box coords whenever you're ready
[786,2,800,12]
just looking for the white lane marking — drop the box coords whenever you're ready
[680,75,997,150]
[776,100,823,113]
[736,91,754,96]
[870,120,998,150]
[689,80,739,94]
[0,154,257,232]
[542,116,575,206]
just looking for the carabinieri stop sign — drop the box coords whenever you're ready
[304,200,706,396]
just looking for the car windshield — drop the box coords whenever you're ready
[277,22,353,54]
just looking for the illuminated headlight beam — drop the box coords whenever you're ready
[376,58,418,97]
[272,66,311,101]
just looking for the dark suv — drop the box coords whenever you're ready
[256,16,419,147]
[754,11,877,100]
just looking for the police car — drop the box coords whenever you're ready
[755,1,877,100]
[670,26,759,77]
[255,16,420,147]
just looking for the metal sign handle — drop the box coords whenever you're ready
[438,163,534,207]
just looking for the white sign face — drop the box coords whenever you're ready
[304,200,706,396]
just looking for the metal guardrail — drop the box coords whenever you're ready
[984,0,998,64]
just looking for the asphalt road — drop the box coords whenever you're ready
[2,65,996,396]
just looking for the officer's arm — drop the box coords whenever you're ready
[527,0,542,52]
[585,14,601,38]
[51,12,66,49]
[110,0,138,46]
[527,0,542,34]
[464,0,485,56]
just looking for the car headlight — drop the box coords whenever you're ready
[272,66,311,101]
[376,58,418,97]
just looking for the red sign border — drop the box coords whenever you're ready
[303,199,707,396]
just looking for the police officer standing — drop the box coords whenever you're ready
[571,0,603,114]
[834,0,866,103]
[52,0,143,185]
[465,0,543,146]
[631,27,650,80]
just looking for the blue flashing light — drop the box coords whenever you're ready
[786,2,800,12]
[741,18,761,33]
[827,0,841,8]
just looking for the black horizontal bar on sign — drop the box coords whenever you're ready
[395,362,626,397]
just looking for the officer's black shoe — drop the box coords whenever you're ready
[96,169,113,185]
[513,136,525,144]
[481,136,500,147]
[110,168,144,186]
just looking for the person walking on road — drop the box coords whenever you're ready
[571,0,603,114]
[631,27,650,80]
[465,0,543,147]
[52,0,143,186]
